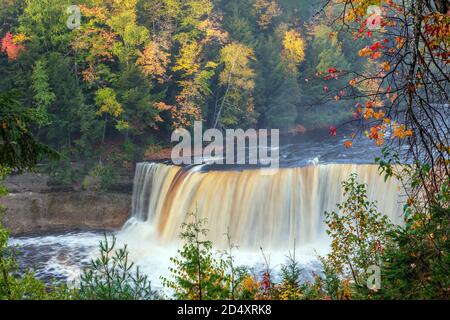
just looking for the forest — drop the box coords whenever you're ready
[0,0,449,302]
[0,0,366,180]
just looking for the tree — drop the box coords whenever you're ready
[375,149,450,299]
[323,0,449,205]
[30,59,54,124]
[161,212,231,300]
[321,173,393,298]
[0,91,58,172]
[136,40,171,83]
[18,0,74,51]
[214,42,256,128]
[281,29,305,71]
[79,235,158,300]
[0,91,68,300]
[254,0,282,30]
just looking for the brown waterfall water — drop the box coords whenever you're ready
[125,162,404,250]
[9,161,405,287]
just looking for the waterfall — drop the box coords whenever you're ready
[125,162,404,249]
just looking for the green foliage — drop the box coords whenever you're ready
[82,164,117,192]
[277,250,305,300]
[18,0,74,50]
[0,91,58,172]
[79,235,158,300]
[1,0,369,172]
[374,152,450,299]
[321,173,393,297]
[162,211,232,300]
[379,199,450,299]
[30,59,53,124]
[44,157,77,186]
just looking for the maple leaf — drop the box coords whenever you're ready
[343,140,353,149]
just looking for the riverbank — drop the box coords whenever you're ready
[0,172,132,235]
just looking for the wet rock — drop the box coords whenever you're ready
[0,191,131,235]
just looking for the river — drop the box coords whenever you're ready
[9,127,406,289]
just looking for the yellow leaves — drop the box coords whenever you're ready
[254,0,282,29]
[358,43,383,60]
[278,284,304,300]
[79,5,108,21]
[282,29,305,67]
[365,125,384,146]
[154,101,174,112]
[242,276,258,293]
[137,41,170,82]
[95,88,124,118]
[346,6,365,22]
[173,42,201,76]
[198,18,229,44]
[219,42,256,91]
[12,33,29,44]
[341,278,353,300]
[358,46,372,57]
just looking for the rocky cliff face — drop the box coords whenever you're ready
[0,173,132,235]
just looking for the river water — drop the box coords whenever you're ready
[9,127,406,289]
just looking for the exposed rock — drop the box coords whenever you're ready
[0,191,131,235]
[4,173,51,193]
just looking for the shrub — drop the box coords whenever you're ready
[378,177,450,299]
[78,235,158,300]
[376,150,450,299]
[82,164,116,191]
[320,173,393,299]
[161,211,232,300]
[277,250,305,300]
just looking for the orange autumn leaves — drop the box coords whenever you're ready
[357,40,389,60]
[341,98,413,148]
[364,122,412,146]
[1,32,27,61]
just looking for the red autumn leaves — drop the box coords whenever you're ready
[1,32,25,61]
[358,40,389,60]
